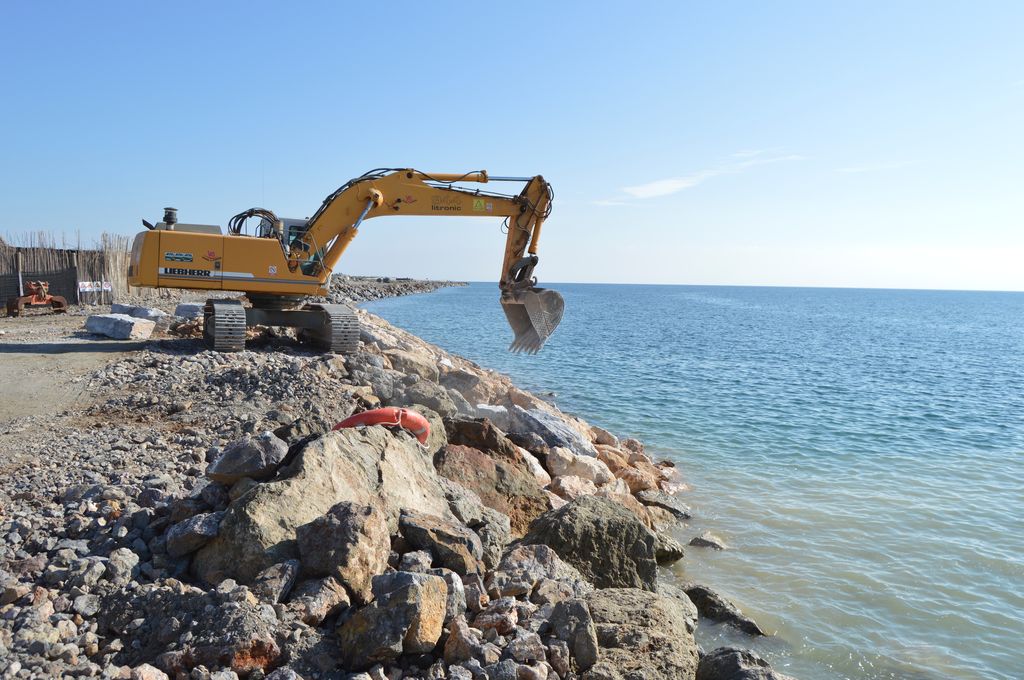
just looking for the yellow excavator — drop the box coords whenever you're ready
[126,169,563,354]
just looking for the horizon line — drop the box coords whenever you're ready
[440,280,1024,295]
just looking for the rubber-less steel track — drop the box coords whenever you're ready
[203,299,247,352]
[302,303,359,354]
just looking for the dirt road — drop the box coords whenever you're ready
[0,311,140,422]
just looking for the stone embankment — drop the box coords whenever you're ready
[0,303,792,679]
[328,277,466,305]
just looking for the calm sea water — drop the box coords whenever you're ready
[363,283,1024,680]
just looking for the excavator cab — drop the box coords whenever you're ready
[500,255,564,353]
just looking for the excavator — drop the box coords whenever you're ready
[126,169,563,354]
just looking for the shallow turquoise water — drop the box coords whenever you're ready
[364,283,1024,680]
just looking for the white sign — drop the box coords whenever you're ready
[78,281,112,292]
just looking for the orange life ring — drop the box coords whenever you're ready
[332,407,430,445]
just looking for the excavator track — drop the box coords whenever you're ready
[300,303,359,354]
[203,299,247,352]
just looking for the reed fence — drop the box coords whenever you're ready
[1,232,159,306]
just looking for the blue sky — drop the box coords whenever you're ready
[2,2,1022,290]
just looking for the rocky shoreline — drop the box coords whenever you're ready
[0,289,794,680]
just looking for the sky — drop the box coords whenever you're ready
[1,2,1022,291]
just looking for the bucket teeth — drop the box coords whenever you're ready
[501,287,564,354]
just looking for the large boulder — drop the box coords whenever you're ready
[296,502,390,604]
[206,432,289,484]
[434,444,549,536]
[583,588,700,680]
[337,572,448,670]
[520,495,658,591]
[85,314,155,340]
[510,406,598,458]
[192,427,453,584]
[696,647,797,680]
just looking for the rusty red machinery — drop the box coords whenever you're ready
[6,280,69,317]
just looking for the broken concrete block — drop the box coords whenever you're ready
[85,314,155,340]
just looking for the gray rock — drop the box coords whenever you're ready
[683,584,765,636]
[635,489,692,520]
[477,508,512,571]
[337,571,449,669]
[399,509,484,577]
[585,587,700,680]
[656,582,699,634]
[251,560,301,603]
[416,405,449,457]
[399,550,434,573]
[73,594,100,617]
[111,303,168,321]
[392,380,457,419]
[193,427,454,585]
[105,548,140,585]
[286,577,350,626]
[165,512,223,558]
[486,544,589,601]
[690,530,728,550]
[550,599,599,670]
[483,659,519,680]
[206,432,288,484]
[655,532,686,565]
[696,647,797,680]
[510,406,598,458]
[173,302,205,319]
[264,669,304,680]
[473,404,512,432]
[296,502,389,604]
[547,640,571,676]
[383,349,439,382]
[428,567,467,625]
[520,495,658,590]
[85,314,155,340]
[438,477,486,527]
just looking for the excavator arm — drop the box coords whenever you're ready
[292,169,562,352]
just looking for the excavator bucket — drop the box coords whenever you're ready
[501,287,564,354]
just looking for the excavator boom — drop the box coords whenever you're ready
[127,169,563,353]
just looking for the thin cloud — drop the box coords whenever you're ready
[620,153,804,200]
[836,160,915,173]
[592,199,635,207]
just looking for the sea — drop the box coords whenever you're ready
[362,282,1024,680]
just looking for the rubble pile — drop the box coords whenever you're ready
[0,309,792,680]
